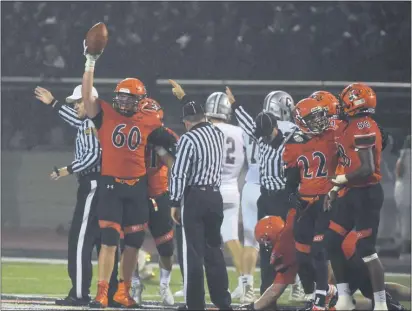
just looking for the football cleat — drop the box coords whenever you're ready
[159,284,174,306]
[89,281,109,308]
[55,296,90,306]
[240,284,255,304]
[334,295,355,311]
[231,284,243,299]
[112,281,139,308]
[131,278,145,306]
[325,284,338,308]
[174,288,184,297]
[289,282,306,302]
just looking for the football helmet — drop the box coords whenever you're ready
[204,92,232,121]
[263,91,295,121]
[113,78,147,117]
[138,98,164,120]
[293,97,329,135]
[255,215,285,246]
[339,83,376,117]
[310,91,340,120]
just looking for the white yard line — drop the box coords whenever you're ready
[2,257,411,278]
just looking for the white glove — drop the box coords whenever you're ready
[323,186,341,212]
[83,40,103,71]
[331,174,348,185]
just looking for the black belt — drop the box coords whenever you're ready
[78,172,100,182]
[189,185,219,192]
[260,186,283,196]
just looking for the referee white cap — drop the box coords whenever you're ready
[66,85,99,103]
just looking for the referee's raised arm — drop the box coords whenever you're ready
[168,80,232,311]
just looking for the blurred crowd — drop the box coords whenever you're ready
[2,1,411,81]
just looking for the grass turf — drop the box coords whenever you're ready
[1,262,410,308]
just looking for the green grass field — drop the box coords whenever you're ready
[1,261,411,308]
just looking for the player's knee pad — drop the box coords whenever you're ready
[101,227,120,246]
[155,230,174,257]
[124,231,145,249]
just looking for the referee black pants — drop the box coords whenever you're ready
[67,174,118,300]
[257,187,289,295]
[181,186,232,310]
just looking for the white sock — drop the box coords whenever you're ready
[373,290,387,305]
[243,274,253,286]
[132,276,141,285]
[160,268,171,286]
[238,275,244,287]
[294,274,301,285]
[336,283,351,297]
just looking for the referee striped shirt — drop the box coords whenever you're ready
[170,122,225,206]
[52,100,101,177]
[233,102,296,191]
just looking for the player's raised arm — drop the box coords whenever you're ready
[82,23,108,118]
[225,86,256,139]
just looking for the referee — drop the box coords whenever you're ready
[225,87,297,295]
[34,85,118,306]
[169,80,232,311]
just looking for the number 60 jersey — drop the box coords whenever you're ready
[214,123,245,203]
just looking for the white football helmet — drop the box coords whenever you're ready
[204,92,232,121]
[263,91,295,121]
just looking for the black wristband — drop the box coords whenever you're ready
[53,166,60,176]
[67,165,74,174]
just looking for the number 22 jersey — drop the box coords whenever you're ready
[283,129,338,196]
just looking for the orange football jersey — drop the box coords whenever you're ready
[271,209,298,285]
[283,129,338,196]
[334,116,382,187]
[98,100,162,178]
[145,128,179,197]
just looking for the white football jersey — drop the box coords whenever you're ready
[215,123,245,188]
[278,120,298,136]
[243,131,260,184]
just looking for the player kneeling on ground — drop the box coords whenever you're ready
[238,211,337,311]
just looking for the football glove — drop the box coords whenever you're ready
[83,40,103,71]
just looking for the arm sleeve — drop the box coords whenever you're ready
[67,120,101,174]
[51,100,83,128]
[284,166,301,195]
[147,127,178,157]
[232,101,257,139]
[169,135,194,207]
[91,110,103,130]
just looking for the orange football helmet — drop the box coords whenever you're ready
[138,98,164,120]
[339,83,376,117]
[255,216,285,246]
[293,97,329,135]
[113,78,147,117]
[310,91,340,119]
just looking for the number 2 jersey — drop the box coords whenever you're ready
[214,123,245,203]
[283,128,338,196]
[145,128,179,197]
[93,100,176,178]
[334,116,382,188]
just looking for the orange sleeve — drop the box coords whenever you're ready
[283,144,298,169]
[350,119,377,149]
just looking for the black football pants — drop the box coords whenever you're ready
[257,187,289,295]
[181,186,232,310]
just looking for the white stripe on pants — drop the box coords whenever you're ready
[76,180,97,298]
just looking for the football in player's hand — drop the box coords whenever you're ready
[85,22,108,55]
